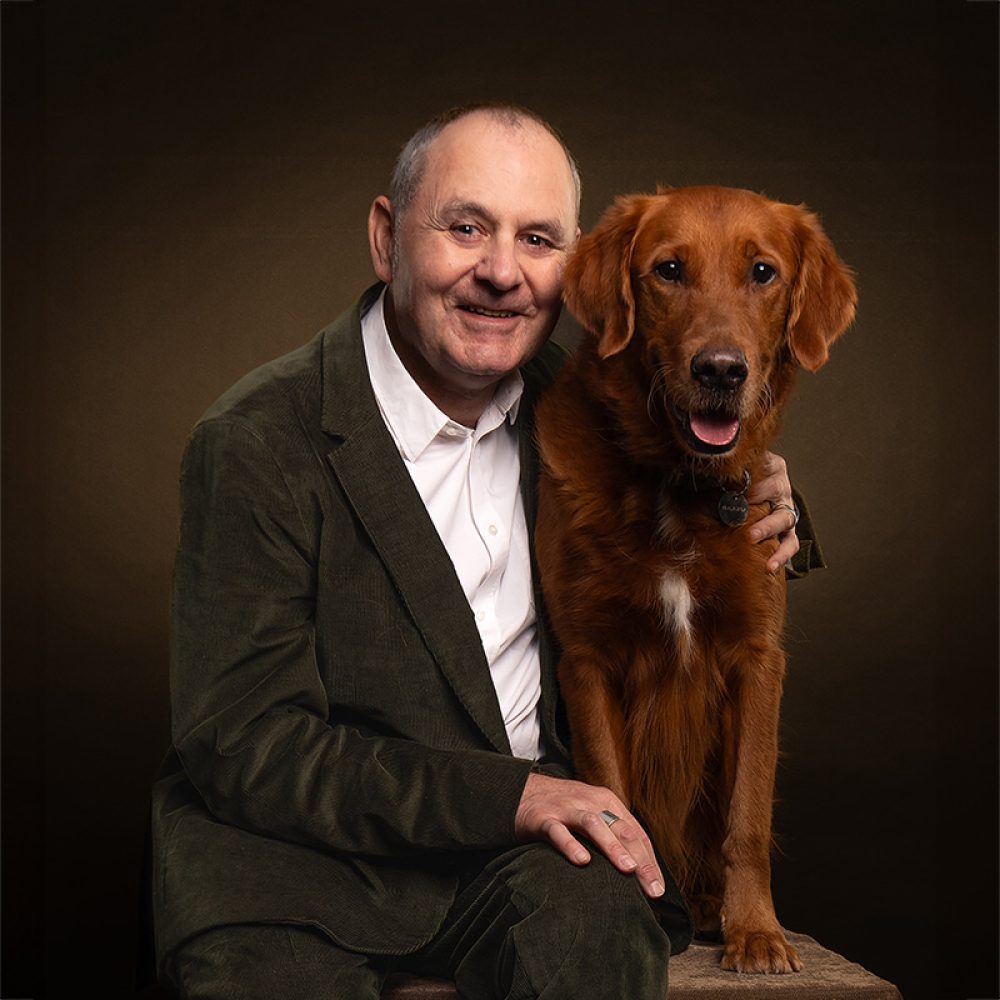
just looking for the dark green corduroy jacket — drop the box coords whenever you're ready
[150,285,575,973]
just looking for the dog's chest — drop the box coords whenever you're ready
[650,490,732,644]
[656,568,695,641]
[651,495,699,639]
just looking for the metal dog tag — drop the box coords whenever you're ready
[717,470,751,526]
[718,491,749,526]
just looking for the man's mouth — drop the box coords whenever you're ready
[460,304,521,319]
[670,402,742,454]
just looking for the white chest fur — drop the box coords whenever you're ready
[658,569,694,638]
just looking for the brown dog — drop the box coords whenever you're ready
[534,186,856,973]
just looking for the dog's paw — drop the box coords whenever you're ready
[721,929,803,974]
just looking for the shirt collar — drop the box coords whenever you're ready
[361,289,524,461]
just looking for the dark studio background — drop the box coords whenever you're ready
[2,2,997,998]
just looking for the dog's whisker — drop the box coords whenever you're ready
[646,364,677,423]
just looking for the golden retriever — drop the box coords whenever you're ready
[534,186,856,973]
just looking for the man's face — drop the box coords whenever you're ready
[369,113,579,420]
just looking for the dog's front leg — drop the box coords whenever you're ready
[720,646,803,974]
[557,656,632,804]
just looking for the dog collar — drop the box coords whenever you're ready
[674,468,752,527]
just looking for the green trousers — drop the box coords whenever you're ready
[168,842,691,999]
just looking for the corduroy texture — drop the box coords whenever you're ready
[405,844,687,999]
[169,845,688,1000]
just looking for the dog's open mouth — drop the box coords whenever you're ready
[671,403,742,454]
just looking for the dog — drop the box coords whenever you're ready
[534,185,856,974]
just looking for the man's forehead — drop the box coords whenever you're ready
[419,114,577,221]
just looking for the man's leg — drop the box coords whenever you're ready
[167,922,387,1000]
[409,843,687,1000]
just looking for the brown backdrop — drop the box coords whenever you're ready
[3,2,997,998]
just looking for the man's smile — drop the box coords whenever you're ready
[459,303,525,319]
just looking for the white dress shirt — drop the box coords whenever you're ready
[361,291,543,761]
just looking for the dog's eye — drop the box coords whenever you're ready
[655,260,684,283]
[751,262,777,285]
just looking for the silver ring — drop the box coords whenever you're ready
[770,502,800,528]
[599,810,621,827]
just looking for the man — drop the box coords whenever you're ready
[150,103,812,998]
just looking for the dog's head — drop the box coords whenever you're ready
[564,186,856,461]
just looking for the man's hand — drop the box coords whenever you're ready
[514,772,666,899]
[747,450,799,573]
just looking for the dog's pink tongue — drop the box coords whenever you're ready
[690,413,740,446]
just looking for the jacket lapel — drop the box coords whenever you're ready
[319,288,513,755]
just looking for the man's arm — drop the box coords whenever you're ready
[171,417,534,858]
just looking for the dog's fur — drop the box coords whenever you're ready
[534,186,856,973]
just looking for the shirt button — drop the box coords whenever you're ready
[488,524,498,535]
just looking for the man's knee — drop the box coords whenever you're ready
[502,843,658,910]
[495,846,670,997]
[496,843,671,956]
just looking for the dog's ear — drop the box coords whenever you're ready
[564,194,650,359]
[783,205,857,372]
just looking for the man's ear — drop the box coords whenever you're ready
[368,196,395,283]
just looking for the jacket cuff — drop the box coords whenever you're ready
[786,487,827,579]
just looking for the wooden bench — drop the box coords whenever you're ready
[381,931,902,999]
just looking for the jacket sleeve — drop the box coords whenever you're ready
[786,486,826,579]
[170,417,534,859]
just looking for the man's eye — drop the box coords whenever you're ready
[523,234,552,249]
[452,224,479,238]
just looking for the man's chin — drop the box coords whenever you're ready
[456,325,555,375]
[451,348,533,384]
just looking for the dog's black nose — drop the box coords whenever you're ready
[691,349,748,391]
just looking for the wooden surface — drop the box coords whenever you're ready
[380,932,903,999]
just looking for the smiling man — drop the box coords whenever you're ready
[367,111,578,426]
[150,104,807,999]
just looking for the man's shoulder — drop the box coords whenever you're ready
[199,332,324,432]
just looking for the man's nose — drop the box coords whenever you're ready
[475,236,522,290]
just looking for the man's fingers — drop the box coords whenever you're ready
[582,811,666,898]
[514,773,665,897]
[581,810,637,873]
[768,528,800,573]
[747,450,795,554]
[541,817,592,866]
[607,816,666,898]
[749,507,798,544]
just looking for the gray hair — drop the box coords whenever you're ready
[387,102,582,224]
